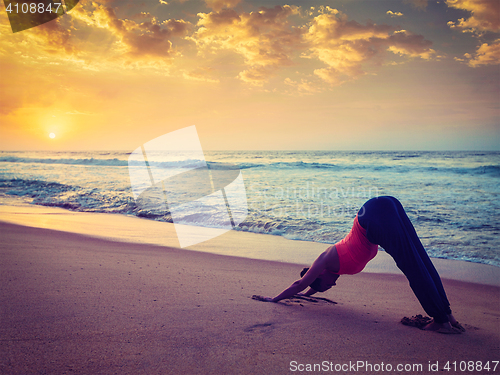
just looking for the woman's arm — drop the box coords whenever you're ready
[265,251,328,302]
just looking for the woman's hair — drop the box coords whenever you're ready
[300,267,322,291]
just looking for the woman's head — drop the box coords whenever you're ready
[301,267,339,292]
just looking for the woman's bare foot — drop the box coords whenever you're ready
[447,314,466,332]
[401,315,464,333]
[423,320,461,334]
[447,314,458,325]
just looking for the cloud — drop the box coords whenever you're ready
[404,0,429,11]
[305,12,435,85]
[0,4,78,57]
[78,4,191,60]
[457,39,500,66]
[190,6,436,87]
[204,0,241,11]
[0,0,196,115]
[387,30,435,59]
[446,0,500,34]
[0,1,439,93]
[238,65,280,86]
[28,17,77,55]
[183,68,220,82]
[191,5,303,84]
[387,10,404,18]
[0,0,193,71]
[284,77,321,95]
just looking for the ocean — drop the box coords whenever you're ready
[0,150,499,267]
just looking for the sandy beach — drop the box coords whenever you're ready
[1,209,499,374]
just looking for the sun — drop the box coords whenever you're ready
[49,133,56,139]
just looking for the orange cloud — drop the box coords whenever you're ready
[204,0,241,11]
[0,1,439,93]
[183,67,220,83]
[76,3,191,60]
[457,39,500,66]
[191,5,303,85]
[387,30,435,59]
[0,2,78,58]
[446,0,500,33]
[305,11,434,85]
[0,1,193,116]
[238,65,280,85]
[283,77,321,95]
[27,16,76,54]
[387,10,404,18]
[192,6,435,87]
[0,1,193,70]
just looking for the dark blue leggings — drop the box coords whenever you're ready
[357,196,452,324]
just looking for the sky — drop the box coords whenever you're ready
[0,0,499,151]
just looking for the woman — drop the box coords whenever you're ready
[259,196,464,334]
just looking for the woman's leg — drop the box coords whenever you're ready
[358,196,452,324]
[391,198,452,316]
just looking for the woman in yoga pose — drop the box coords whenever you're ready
[259,196,464,334]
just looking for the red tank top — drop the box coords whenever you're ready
[335,215,378,275]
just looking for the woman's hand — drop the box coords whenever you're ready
[297,287,317,297]
[252,295,275,302]
[253,253,328,304]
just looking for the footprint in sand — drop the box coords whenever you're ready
[462,323,480,331]
[290,296,337,305]
[251,295,337,306]
[279,296,338,306]
[244,323,274,333]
